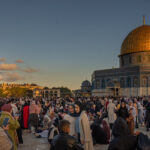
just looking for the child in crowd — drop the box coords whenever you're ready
[50,120,83,150]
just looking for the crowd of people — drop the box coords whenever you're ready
[0,96,150,150]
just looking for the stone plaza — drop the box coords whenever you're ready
[18,125,150,150]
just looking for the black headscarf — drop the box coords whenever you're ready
[74,101,85,117]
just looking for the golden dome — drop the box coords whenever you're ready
[121,25,150,55]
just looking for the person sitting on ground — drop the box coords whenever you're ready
[35,117,59,139]
[91,119,110,145]
[43,111,55,130]
[50,120,83,150]
[48,118,59,143]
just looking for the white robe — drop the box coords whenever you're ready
[79,111,94,150]
[107,102,116,124]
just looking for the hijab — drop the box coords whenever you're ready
[1,104,12,113]
[74,101,85,117]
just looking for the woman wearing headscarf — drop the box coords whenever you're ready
[107,99,116,129]
[64,104,76,136]
[117,100,129,120]
[0,104,20,150]
[75,101,94,150]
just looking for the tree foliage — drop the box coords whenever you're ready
[59,87,72,97]
[0,87,33,98]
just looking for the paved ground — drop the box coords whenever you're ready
[18,125,150,150]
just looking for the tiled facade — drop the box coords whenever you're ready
[92,24,150,97]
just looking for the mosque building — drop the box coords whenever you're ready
[92,18,150,97]
[73,80,92,97]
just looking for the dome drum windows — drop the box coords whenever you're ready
[148,55,150,62]
[120,55,133,67]
[129,56,132,64]
[137,55,142,63]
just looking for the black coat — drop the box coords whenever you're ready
[108,117,137,150]
[117,107,129,120]
[112,117,130,138]
[146,103,150,120]
[108,135,137,150]
[50,133,83,150]
[91,123,108,144]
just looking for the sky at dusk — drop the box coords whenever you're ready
[0,0,150,90]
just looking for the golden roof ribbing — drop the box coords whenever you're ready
[121,25,150,55]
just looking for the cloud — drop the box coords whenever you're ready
[0,64,18,71]
[0,64,17,71]
[0,58,6,62]
[16,59,24,63]
[0,73,25,82]
[24,67,37,73]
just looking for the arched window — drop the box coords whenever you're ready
[101,79,105,89]
[107,79,110,86]
[107,79,114,87]
[96,80,100,89]
[137,55,141,63]
[148,55,150,62]
[133,77,138,87]
[120,77,125,88]
[127,77,131,88]
[129,56,132,64]
[142,77,148,87]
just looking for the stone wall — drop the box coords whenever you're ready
[119,52,150,68]
[92,87,149,97]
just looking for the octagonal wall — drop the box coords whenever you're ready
[119,52,150,68]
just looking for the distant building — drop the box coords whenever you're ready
[73,80,92,97]
[92,22,150,97]
[81,80,92,92]
[33,88,61,98]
